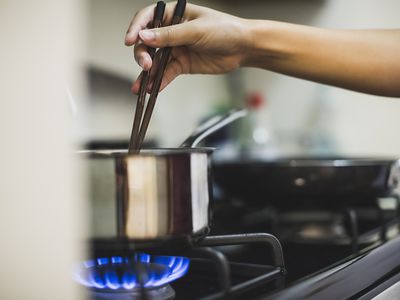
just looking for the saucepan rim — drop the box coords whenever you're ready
[78,147,215,158]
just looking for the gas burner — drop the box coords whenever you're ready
[75,253,189,299]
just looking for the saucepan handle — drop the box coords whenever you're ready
[180,108,247,148]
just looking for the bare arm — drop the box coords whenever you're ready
[125,3,400,97]
[245,21,400,97]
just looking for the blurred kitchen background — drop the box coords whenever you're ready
[86,0,400,156]
[2,0,400,300]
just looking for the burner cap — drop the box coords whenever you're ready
[91,285,175,300]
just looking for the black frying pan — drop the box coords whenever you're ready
[213,157,400,208]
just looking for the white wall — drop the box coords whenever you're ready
[0,1,86,299]
[87,0,400,156]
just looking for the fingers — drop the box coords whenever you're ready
[128,3,204,92]
[131,49,187,94]
[138,21,199,48]
[131,49,163,94]
[134,43,152,71]
[125,5,154,46]
[125,2,190,46]
[145,50,164,92]
[131,72,144,94]
[134,21,198,71]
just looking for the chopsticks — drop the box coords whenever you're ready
[128,1,166,152]
[128,0,187,153]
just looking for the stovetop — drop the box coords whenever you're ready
[83,199,400,300]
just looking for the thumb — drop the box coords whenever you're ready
[139,22,197,48]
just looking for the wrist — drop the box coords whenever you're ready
[240,19,287,68]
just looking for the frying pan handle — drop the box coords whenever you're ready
[180,108,247,148]
[388,159,400,199]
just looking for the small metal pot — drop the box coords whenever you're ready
[86,148,213,242]
[85,109,246,244]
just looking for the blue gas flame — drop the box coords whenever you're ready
[75,253,190,291]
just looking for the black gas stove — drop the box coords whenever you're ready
[78,196,400,300]
[209,197,400,299]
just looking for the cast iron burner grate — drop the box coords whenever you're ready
[85,233,285,300]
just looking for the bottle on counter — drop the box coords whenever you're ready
[237,91,279,160]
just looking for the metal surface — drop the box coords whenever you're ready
[194,233,285,300]
[372,281,400,300]
[344,207,359,253]
[264,235,400,300]
[190,247,231,298]
[213,158,400,206]
[169,254,283,300]
[91,285,175,300]
[180,109,247,148]
[86,106,248,242]
[360,273,400,300]
[85,148,213,240]
[198,233,285,268]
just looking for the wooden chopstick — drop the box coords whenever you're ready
[134,0,187,151]
[128,1,166,153]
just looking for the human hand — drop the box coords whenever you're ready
[125,3,251,93]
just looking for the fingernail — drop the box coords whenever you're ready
[126,25,136,36]
[125,34,133,46]
[139,30,156,41]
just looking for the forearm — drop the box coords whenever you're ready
[242,20,400,97]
